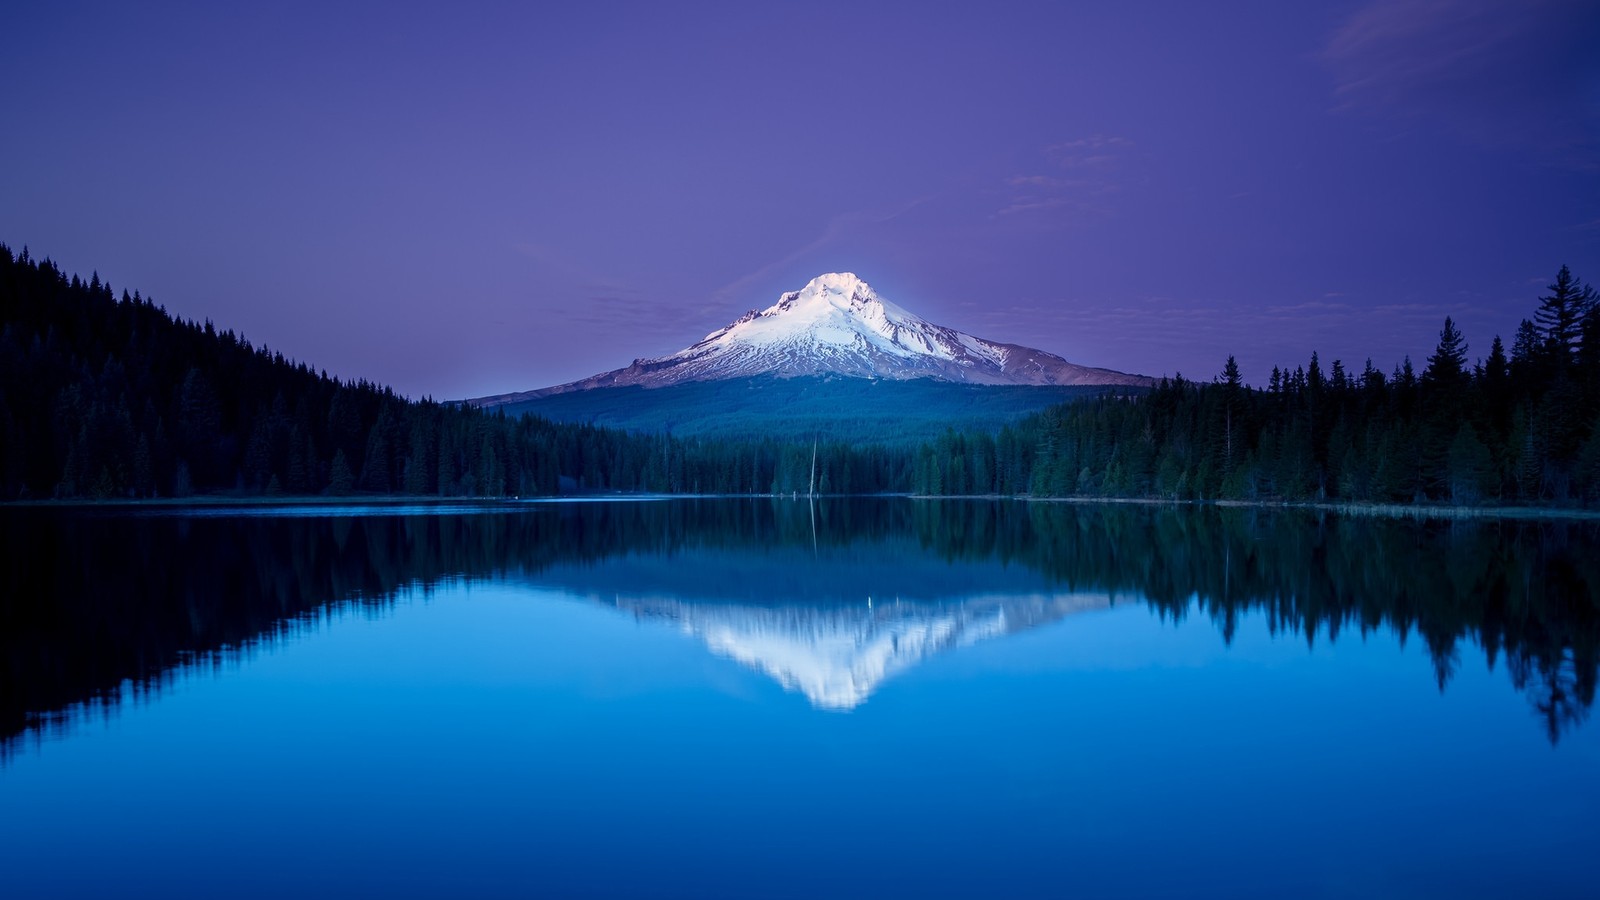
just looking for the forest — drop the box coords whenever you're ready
[492,373,1110,446]
[0,245,903,499]
[4,244,1597,507]
[913,266,1600,505]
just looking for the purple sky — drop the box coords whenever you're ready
[3,1,1597,397]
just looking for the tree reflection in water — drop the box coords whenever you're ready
[2,498,1594,756]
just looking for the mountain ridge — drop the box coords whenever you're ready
[474,273,1151,406]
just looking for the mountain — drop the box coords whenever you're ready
[474,272,1151,406]
[477,375,1118,446]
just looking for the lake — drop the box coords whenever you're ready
[2,498,1597,898]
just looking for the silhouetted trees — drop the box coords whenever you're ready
[915,266,1600,505]
[6,499,1594,751]
[0,246,907,499]
[7,245,1597,507]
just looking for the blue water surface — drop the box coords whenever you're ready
[1,499,1595,898]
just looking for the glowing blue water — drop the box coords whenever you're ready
[2,500,1595,898]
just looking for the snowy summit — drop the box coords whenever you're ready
[505,273,1150,398]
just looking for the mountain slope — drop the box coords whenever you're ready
[475,272,1150,406]
[485,374,1118,445]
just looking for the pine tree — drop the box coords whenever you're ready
[1423,316,1468,389]
[1483,336,1508,388]
[1218,356,1243,476]
[1535,265,1593,366]
[1510,319,1541,373]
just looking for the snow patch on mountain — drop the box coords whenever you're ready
[474,273,1150,404]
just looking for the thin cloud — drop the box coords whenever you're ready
[999,135,1137,218]
[1006,175,1091,189]
[1047,135,1129,170]
[554,294,683,330]
[1321,0,1600,164]
[1323,0,1518,103]
[996,196,1079,217]
[1262,300,1359,315]
[1047,134,1131,153]
[511,243,673,337]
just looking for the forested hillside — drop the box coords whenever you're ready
[483,375,1119,446]
[913,267,1600,504]
[0,246,908,499]
[8,244,1595,507]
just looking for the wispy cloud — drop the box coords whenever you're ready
[1323,0,1518,103]
[509,242,685,339]
[999,135,1135,218]
[552,294,689,334]
[1046,134,1132,168]
[1006,174,1090,189]
[1321,0,1600,165]
[996,196,1079,216]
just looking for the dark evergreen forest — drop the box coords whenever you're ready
[5,245,1597,507]
[913,266,1600,505]
[0,246,905,499]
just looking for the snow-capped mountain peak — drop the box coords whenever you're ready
[476,273,1151,402]
[692,272,978,368]
[760,272,908,323]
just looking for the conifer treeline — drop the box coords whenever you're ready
[914,266,1600,504]
[0,246,906,499]
[8,244,1598,506]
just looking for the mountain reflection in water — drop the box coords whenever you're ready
[604,592,1113,709]
[3,497,1597,756]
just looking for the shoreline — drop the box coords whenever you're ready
[913,493,1600,521]
[0,491,904,509]
[5,492,1598,521]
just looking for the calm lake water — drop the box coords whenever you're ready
[3,498,1597,898]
